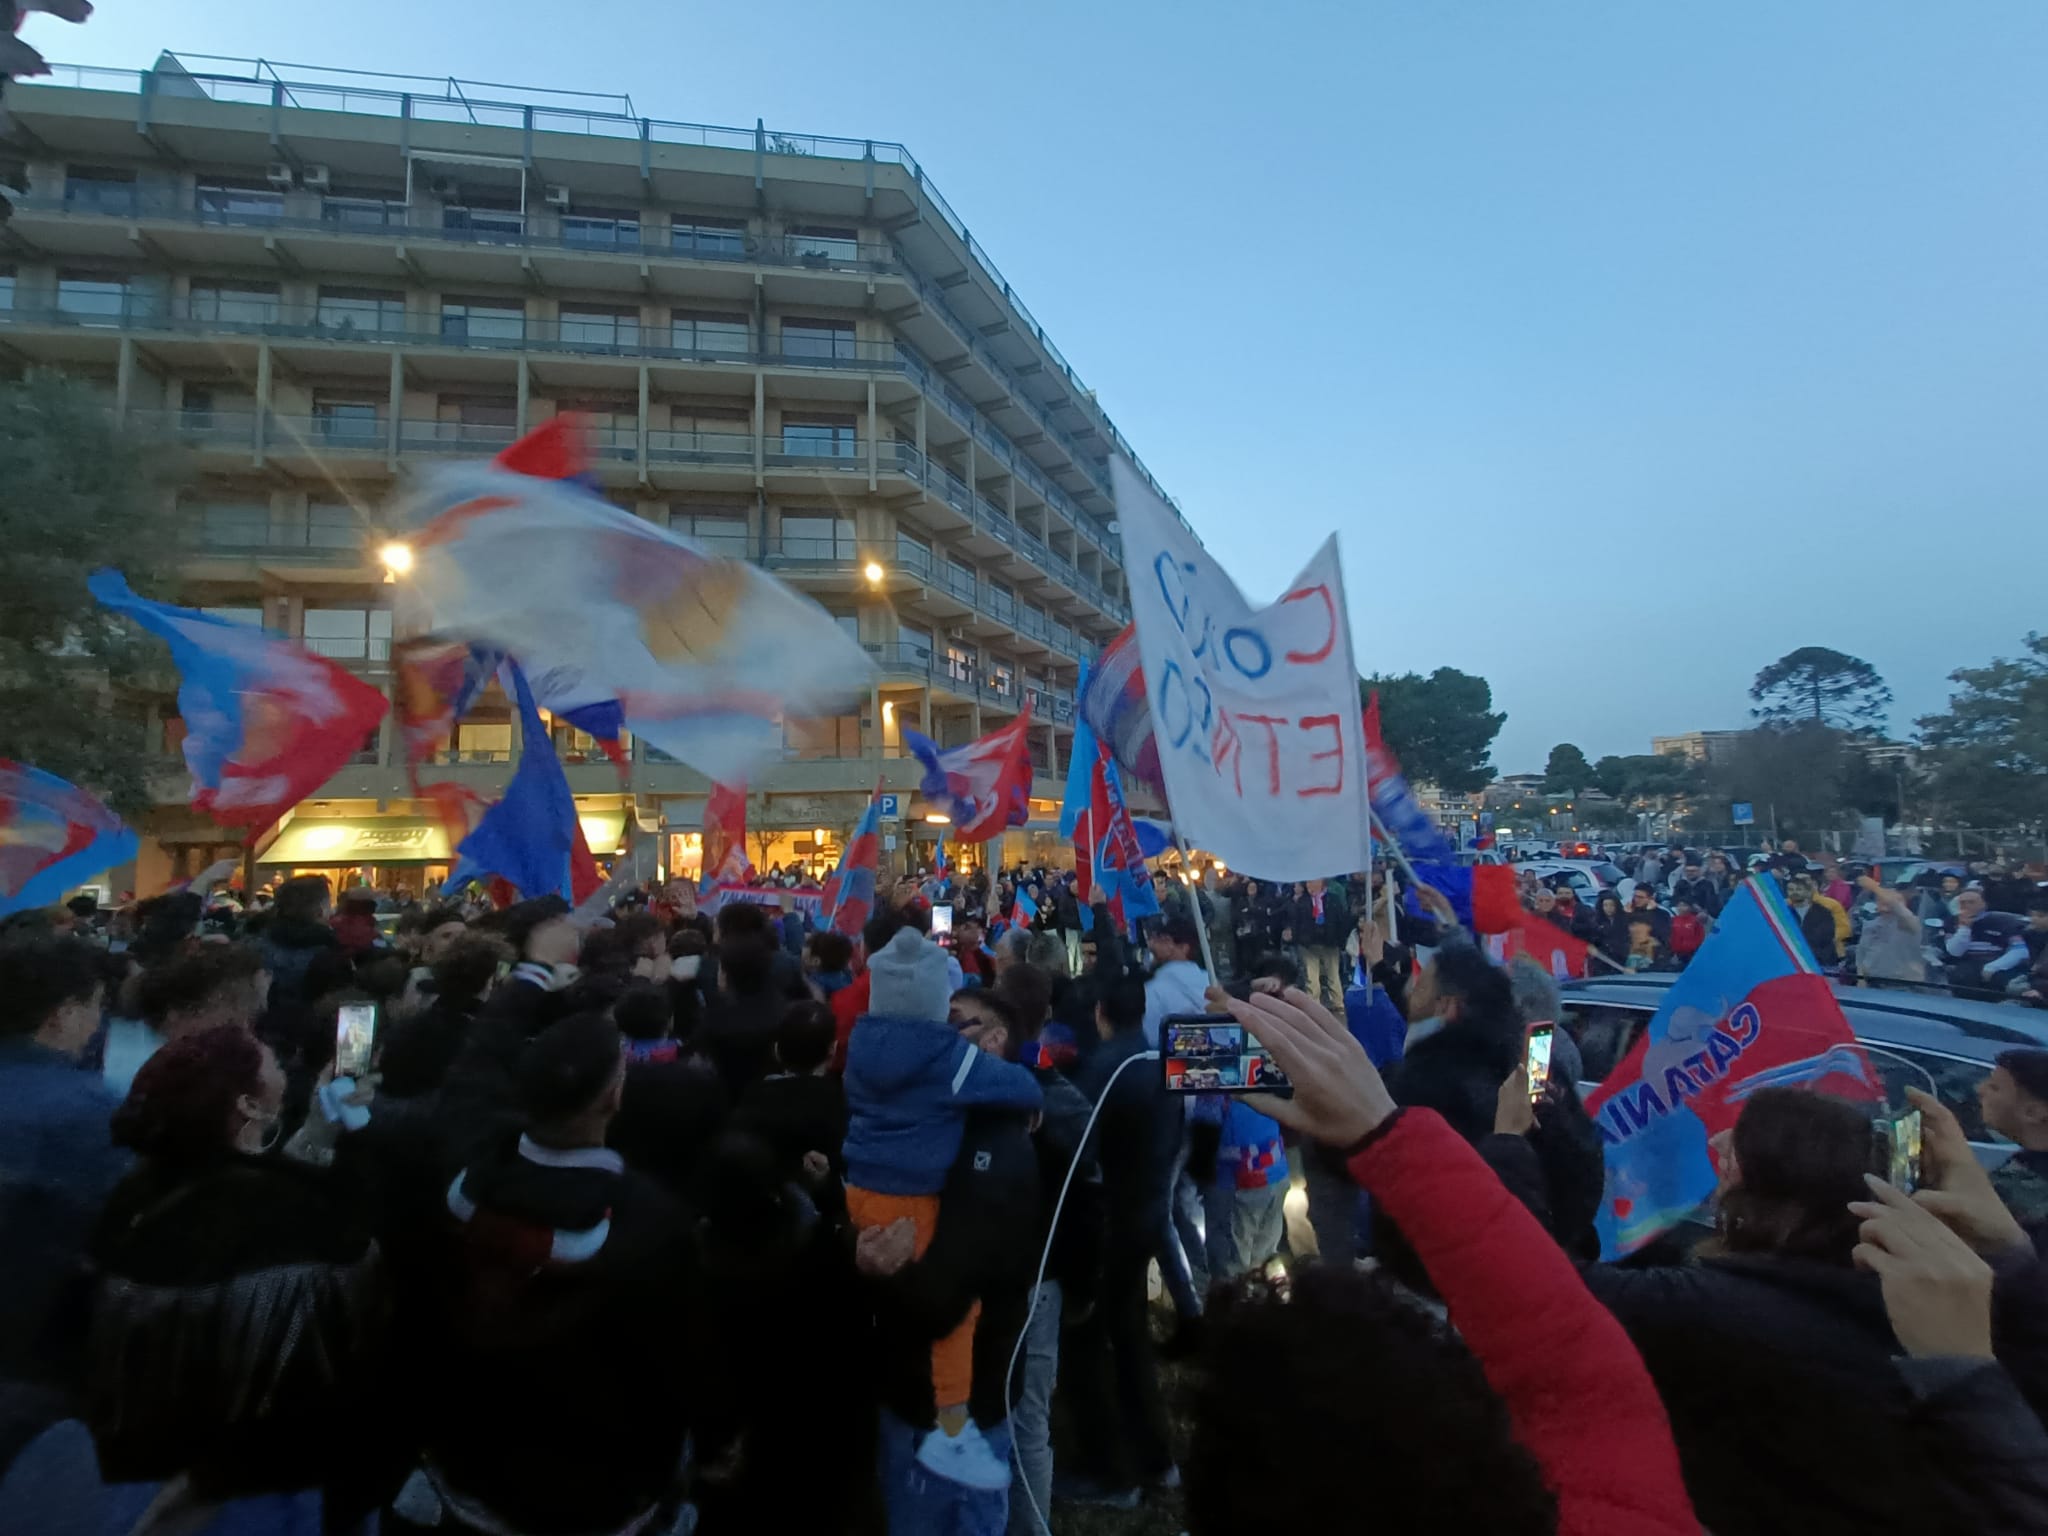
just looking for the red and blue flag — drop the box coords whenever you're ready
[822,781,883,940]
[90,570,388,830]
[0,763,138,918]
[1363,693,1518,929]
[1077,740,1160,935]
[904,705,1035,843]
[1585,875,1880,1257]
[698,781,753,893]
[1078,622,1162,793]
[442,663,602,904]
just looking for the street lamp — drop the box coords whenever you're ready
[379,541,414,579]
[863,561,885,586]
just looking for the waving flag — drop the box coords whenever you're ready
[904,705,1035,843]
[1488,908,1591,980]
[822,782,883,939]
[1076,740,1160,935]
[388,419,871,783]
[443,663,602,904]
[1585,876,1879,1258]
[1080,623,1161,793]
[90,571,388,830]
[1011,884,1039,926]
[698,782,754,893]
[394,638,500,774]
[1362,693,1517,929]
[0,764,138,918]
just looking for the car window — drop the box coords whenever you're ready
[1859,1044,2004,1145]
[1560,1003,1652,1084]
[1593,863,1627,885]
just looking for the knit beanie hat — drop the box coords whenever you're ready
[867,927,953,1023]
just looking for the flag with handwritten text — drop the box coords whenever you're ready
[1113,458,1370,881]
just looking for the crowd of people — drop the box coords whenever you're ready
[3,850,2048,1535]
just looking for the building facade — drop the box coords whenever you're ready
[1,56,1177,895]
[1651,731,1741,766]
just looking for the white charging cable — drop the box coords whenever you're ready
[1004,1046,1161,1536]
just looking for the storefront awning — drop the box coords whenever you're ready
[259,819,451,865]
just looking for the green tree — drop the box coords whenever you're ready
[1361,668,1504,795]
[1706,724,1850,839]
[1543,742,1593,797]
[0,372,179,815]
[1593,752,1699,807]
[1750,647,1893,735]
[1915,634,2048,829]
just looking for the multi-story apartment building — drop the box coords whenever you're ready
[1651,731,1742,766]
[0,56,1179,896]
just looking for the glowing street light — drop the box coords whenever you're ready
[379,541,414,575]
[863,561,885,585]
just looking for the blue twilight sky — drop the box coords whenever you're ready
[30,1,2048,772]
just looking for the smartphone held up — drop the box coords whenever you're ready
[1524,1022,1555,1103]
[334,1001,377,1080]
[1161,1013,1291,1095]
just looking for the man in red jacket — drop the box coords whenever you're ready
[1187,984,1698,1536]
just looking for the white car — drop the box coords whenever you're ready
[1521,859,1628,905]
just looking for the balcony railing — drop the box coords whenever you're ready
[129,407,261,447]
[400,421,519,454]
[645,428,754,466]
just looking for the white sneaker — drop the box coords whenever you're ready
[915,1420,1012,1492]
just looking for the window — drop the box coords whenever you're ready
[317,287,407,335]
[56,275,128,320]
[323,195,407,228]
[673,216,745,259]
[199,502,270,547]
[202,606,264,628]
[301,608,392,662]
[1556,1005,1651,1086]
[187,282,279,327]
[441,297,525,344]
[562,211,640,250]
[898,625,933,665]
[989,660,1015,699]
[779,414,856,458]
[780,317,856,361]
[895,529,933,578]
[948,556,976,604]
[195,181,283,222]
[558,303,640,351]
[64,168,138,214]
[448,719,513,763]
[670,507,750,557]
[783,715,860,760]
[672,310,750,356]
[985,579,1016,623]
[181,387,257,426]
[306,502,363,549]
[445,203,524,240]
[788,224,858,263]
[1863,1046,2001,1144]
[834,614,860,646]
[312,393,382,444]
[441,396,518,427]
[945,644,976,685]
[778,512,854,561]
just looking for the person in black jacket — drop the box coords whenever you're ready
[377,933,510,1100]
[1057,968,1181,1507]
[1669,860,1722,920]
[1292,879,1350,1011]
[396,1012,699,1536]
[732,999,846,1205]
[87,1025,384,1508]
[1581,1085,2022,1536]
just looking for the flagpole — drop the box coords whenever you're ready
[1170,828,1220,980]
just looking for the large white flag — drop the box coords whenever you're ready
[1113,457,1372,882]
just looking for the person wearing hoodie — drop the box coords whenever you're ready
[399,1012,699,1536]
[842,928,1044,1493]
[1141,915,1211,1046]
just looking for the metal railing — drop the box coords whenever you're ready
[16,56,1176,522]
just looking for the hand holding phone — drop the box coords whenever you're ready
[1161,1013,1292,1095]
[1873,1105,1923,1194]
[930,903,954,939]
[334,1001,377,1080]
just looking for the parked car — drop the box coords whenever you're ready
[1522,859,1628,905]
[1558,972,2048,1166]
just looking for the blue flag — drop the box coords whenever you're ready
[443,664,587,902]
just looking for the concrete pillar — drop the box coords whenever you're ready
[866,377,878,490]
[253,344,272,464]
[869,682,881,758]
[753,371,766,476]
[919,685,931,735]
[637,363,651,483]
[915,394,926,458]
[115,337,135,418]
[387,351,404,468]
[516,357,530,432]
